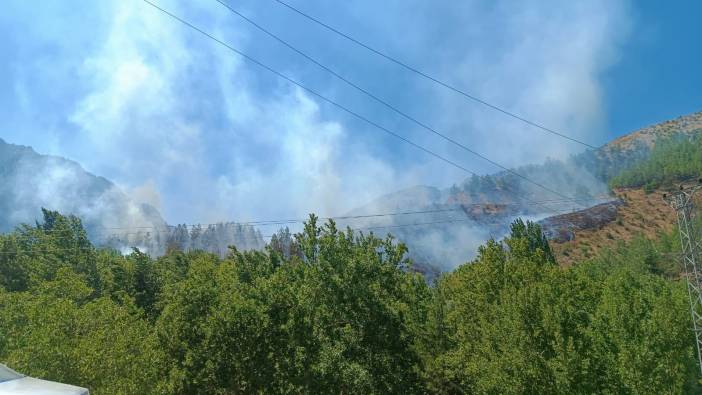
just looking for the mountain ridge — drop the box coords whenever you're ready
[0,138,265,255]
[347,109,701,270]
[603,110,702,153]
[2,109,700,268]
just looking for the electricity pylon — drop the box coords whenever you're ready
[665,184,702,374]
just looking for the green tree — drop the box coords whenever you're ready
[156,217,429,394]
[0,268,164,394]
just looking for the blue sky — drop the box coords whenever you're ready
[1,0,700,224]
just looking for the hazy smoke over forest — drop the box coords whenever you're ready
[2,0,631,268]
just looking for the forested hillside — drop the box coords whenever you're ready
[611,133,702,191]
[532,128,702,266]
[104,222,266,257]
[2,113,701,393]
[2,0,701,392]
[0,210,698,393]
[347,110,702,270]
[3,111,700,272]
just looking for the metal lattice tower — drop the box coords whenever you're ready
[665,184,702,374]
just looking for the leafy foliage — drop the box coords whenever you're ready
[422,226,699,394]
[610,133,702,190]
[0,210,698,393]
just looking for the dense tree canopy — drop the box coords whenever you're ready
[0,210,699,393]
[610,133,702,191]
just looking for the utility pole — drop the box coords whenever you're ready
[665,184,702,374]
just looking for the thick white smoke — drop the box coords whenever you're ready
[2,0,632,268]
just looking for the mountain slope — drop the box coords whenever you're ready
[545,119,702,266]
[543,186,680,266]
[350,109,702,270]
[0,138,265,255]
[603,110,702,153]
[0,138,166,234]
[3,109,700,267]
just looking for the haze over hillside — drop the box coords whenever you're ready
[3,110,700,270]
[0,138,264,256]
[0,138,166,234]
[345,109,702,270]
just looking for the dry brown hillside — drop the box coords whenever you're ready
[603,110,702,153]
[548,187,696,266]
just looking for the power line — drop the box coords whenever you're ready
[212,0,588,208]
[269,0,599,150]
[0,219,467,255]
[0,246,96,256]
[140,0,563,216]
[8,193,615,253]
[7,207,466,235]
[0,204,605,255]
[1,196,618,252]
[15,195,614,237]
[0,198,615,254]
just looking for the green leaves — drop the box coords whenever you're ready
[151,219,429,393]
[0,211,698,394]
[423,219,699,394]
[0,274,163,394]
[610,132,702,189]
